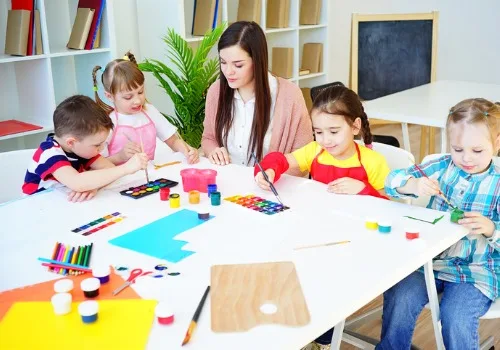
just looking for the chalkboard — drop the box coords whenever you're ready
[351,13,438,101]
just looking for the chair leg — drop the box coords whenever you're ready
[429,127,436,155]
[345,306,383,329]
[420,126,429,162]
[479,336,494,350]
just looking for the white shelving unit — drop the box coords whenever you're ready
[0,0,116,151]
[136,0,329,116]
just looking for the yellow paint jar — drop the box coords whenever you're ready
[169,193,180,208]
[189,190,200,204]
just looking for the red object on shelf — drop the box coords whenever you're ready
[0,120,43,137]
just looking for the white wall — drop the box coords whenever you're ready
[328,0,500,86]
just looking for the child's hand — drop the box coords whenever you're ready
[255,169,275,191]
[208,147,230,165]
[415,177,441,197]
[119,141,142,162]
[67,189,97,202]
[458,212,495,237]
[185,147,199,164]
[328,178,366,194]
[123,152,149,174]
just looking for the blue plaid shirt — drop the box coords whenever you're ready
[385,155,500,300]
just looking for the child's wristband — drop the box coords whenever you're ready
[253,152,290,183]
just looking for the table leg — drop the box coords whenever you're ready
[440,128,447,153]
[330,319,345,349]
[401,122,411,153]
[424,261,445,350]
[419,126,428,162]
[429,127,436,154]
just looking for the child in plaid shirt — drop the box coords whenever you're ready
[377,99,500,350]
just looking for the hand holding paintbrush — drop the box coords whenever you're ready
[409,160,456,209]
[252,152,284,206]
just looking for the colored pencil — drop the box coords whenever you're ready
[77,245,86,275]
[59,245,70,275]
[294,240,351,251]
[55,244,66,273]
[411,161,456,209]
[62,246,74,275]
[70,246,80,275]
[182,286,210,346]
[49,242,61,272]
[41,263,91,273]
[83,243,93,268]
[38,257,90,270]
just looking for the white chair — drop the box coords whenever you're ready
[0,149,35,204]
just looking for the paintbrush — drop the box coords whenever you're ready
[138,133,150,183]
[154,161,182,170]
[294,240,351,251]
[182,285,210,346]
[410,159,456,209]
[251,152,284,206]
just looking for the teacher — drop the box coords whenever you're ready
[201,21,313,169]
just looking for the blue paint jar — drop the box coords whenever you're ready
[207,184,217,197]
[378,221,392,234]
[210,191,221,206]
[78,300,99,324]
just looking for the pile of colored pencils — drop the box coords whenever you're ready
[43,242,93,275]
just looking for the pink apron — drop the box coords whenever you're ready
[107,110,157,163]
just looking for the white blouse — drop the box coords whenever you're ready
[226,73,278,166]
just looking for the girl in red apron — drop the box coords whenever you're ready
[92,52,199,165]
[254,85,390,200]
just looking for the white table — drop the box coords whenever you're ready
[363,80,500,154]
[0,158,467,349]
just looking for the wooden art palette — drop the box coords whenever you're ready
[119,178,178,199]
[224,195,290,215]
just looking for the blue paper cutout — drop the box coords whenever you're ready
[108,209,213,263]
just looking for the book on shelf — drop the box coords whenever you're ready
[77,0,105,49]
[300,88,313,111]
[301,43,323,73]
[271,47,293,79]
[11,0,34,55]
[4,9,31,56]
[237,0,261,25]
[266,0,290,28]
[299,0,321,25]
[34,9,43,54]
[67,8,95,50]
[0,120,43,137]
[192,0,221,36]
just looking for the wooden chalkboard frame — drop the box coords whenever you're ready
[350,12,439,95]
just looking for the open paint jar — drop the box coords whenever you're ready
[450,208,464,223]
[78,300,99,324]
[92,265,110,284]
[155,302,174,325]
[81,277,100,298]
[378,221,392,233]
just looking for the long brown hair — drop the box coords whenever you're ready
[447,98,500,142]
[92,51,145,115]
[215,21,271,162]
[311,85,373,145]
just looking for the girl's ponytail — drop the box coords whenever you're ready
[360,105,373,147]
[92,65,114,115]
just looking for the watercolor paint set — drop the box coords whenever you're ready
[224,195,290,215]
[120,178,179,199]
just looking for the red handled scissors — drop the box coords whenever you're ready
[112,268,152,296]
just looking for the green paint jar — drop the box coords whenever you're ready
[450,208,464,223]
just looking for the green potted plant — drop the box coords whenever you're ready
[139,25,225,149]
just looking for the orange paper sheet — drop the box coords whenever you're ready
[0,268,140,320]
[0,299,156,350]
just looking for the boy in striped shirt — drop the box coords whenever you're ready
[23,95,148,202]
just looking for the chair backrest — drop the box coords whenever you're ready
[412,153,500,208]
[0,149,35,203]
[356,141,414,171]
[310,81,345,103]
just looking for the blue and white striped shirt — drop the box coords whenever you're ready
[385,155,500,300]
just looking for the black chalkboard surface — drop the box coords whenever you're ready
[351,13,438,101]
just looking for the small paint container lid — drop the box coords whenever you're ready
[54,279,74,294]
[92,265,110,284]
[51,292,72,315]
[78,300,99,324]
[405,227,420,240]
[378,221,392,233]
[155,302,174,325]
[365,217,378,230]
[81,277,100,298]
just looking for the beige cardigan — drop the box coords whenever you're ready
[201,78,313,164]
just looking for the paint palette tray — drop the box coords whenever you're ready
[224,195,290,215]
[120,178,178,199]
